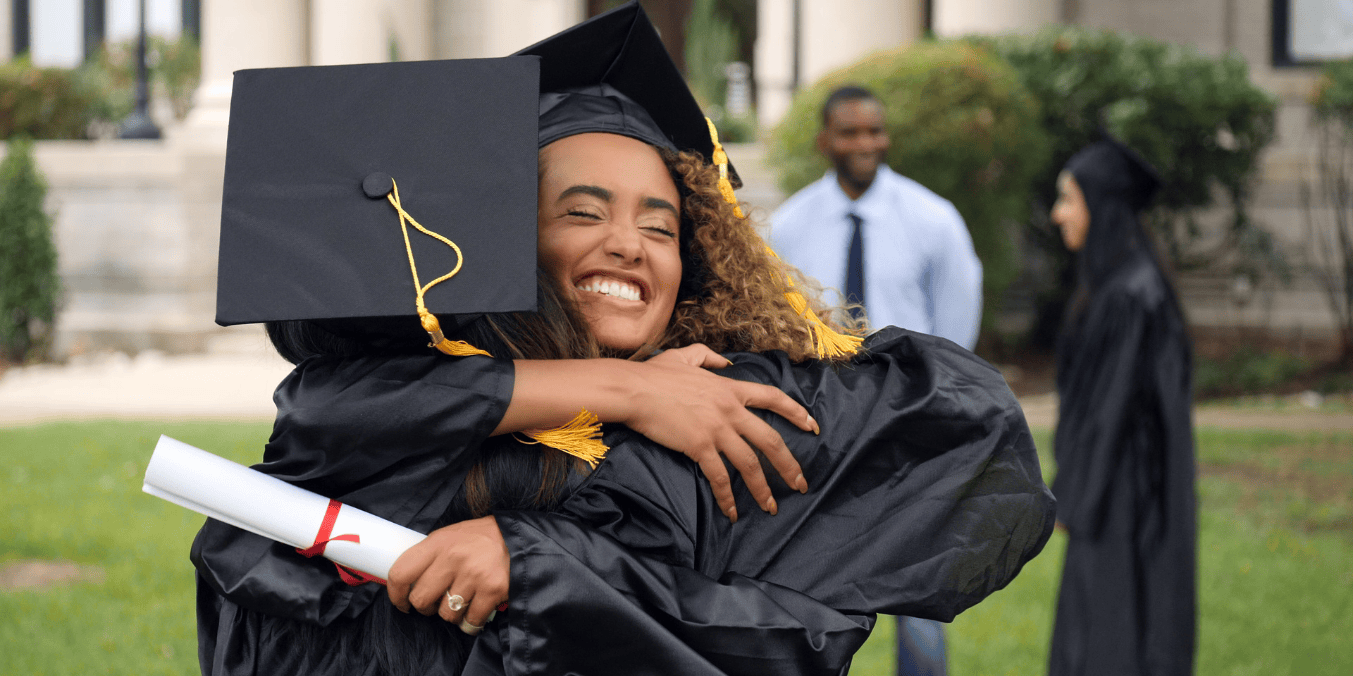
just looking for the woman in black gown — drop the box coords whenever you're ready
[191,5,1056,675]
[1047,139,1197,676]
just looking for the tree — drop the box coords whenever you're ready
[1305,60,1353,362]
[0,137,60,362]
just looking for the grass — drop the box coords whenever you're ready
[1,422,1350,674]
[849,427,1353,676]
[0,422,270,676]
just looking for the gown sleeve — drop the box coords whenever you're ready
[1052,287,1149,539]
[483,510,872,676]
[191,353,515,626]
[562,327,1056,622]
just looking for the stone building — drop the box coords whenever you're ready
[0,0,1344,355]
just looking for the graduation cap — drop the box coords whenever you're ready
[1063,134,1162,211]
[215,56,541,354]
[517,0,740,187]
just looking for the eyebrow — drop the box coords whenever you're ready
[557,184,679,217]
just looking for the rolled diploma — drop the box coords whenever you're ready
[143,434,426,581]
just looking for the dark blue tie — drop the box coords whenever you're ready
[845,213,865,318]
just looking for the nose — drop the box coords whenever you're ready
[602,220,644,264]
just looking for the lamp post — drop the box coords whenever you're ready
[119,0,162,139]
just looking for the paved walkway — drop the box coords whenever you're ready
[2,338,1351,431]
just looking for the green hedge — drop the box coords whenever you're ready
[767,41,1050,336]
[1,36,201,141]
[0,60,104,140]
[0,137,60,362]
[974,28,1279,270]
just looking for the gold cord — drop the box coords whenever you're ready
[387,178,491,358]
[703,119,861,358]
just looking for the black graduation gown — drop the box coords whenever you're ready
[1048,262,1197,676]
[192,328,1056,675]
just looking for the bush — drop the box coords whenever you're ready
[93,35,201,122]
[0,60,104,139]
[1194,348,1311,399]
[974,29,1279,271]
[767,40,1051,335]
[1306,59,1353,362]
[0,36,201,141]
[0,137,60,362]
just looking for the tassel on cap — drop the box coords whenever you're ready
[704,117,745,219]
[703,119,861,359]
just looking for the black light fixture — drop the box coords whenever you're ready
[119,0,162,139]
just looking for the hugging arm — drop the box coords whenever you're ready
[498,345,817,521]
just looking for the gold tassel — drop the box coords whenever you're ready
[418,311,492,357]
[703,119,860,359]
[776,255,864,359]
[519,409,609,468]
[704,117,745,219]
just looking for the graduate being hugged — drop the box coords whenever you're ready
[193,4,1056,675]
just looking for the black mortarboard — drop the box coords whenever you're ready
[516,1,740,186]
[215,57,540,337]
[1063,135,1161,211]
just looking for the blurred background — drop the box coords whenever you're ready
[1,1,1350,675]
[2,0,1353,400]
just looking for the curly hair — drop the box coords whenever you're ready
[655,150,861,363]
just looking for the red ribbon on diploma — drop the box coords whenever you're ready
[296,498,386,586]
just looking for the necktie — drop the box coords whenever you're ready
[845,213,865,319]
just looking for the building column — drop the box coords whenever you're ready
[311,0,387,65]
[757,0,920,130]
[434,0,582,59]
[0,0,12,58]
[931,0,1058,37]
[174,0,308,346]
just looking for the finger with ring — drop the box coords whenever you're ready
[458,618,484,636]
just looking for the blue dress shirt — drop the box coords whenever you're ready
[768,165,983,350]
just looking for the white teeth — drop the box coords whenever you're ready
[577,277,641,301]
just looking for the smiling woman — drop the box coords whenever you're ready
[537,133,684,352]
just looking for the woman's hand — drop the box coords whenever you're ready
[500,350,818,523]
[386,516,508,635]
[627,344,817,522]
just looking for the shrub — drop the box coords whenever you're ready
[94,35,201,122]
[767,40,1051,335]
[0,60,104,139]
[0,137,60,362]
[1305,59,1353,362]
[974,29,1279,271]
[1194,348,1311,399]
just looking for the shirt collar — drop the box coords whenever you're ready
[824,164,894,218]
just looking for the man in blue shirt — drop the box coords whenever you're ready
[769,85,984,676]
[769,85,982,350]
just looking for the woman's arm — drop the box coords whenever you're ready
[497,347,817,521]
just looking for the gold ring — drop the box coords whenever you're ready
[445,593,465,612]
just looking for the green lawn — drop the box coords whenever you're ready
[1,422,1350,675]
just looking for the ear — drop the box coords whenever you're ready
[815,128,828,156]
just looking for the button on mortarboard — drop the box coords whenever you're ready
[362,172,394,200]
[216,56,541,331]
